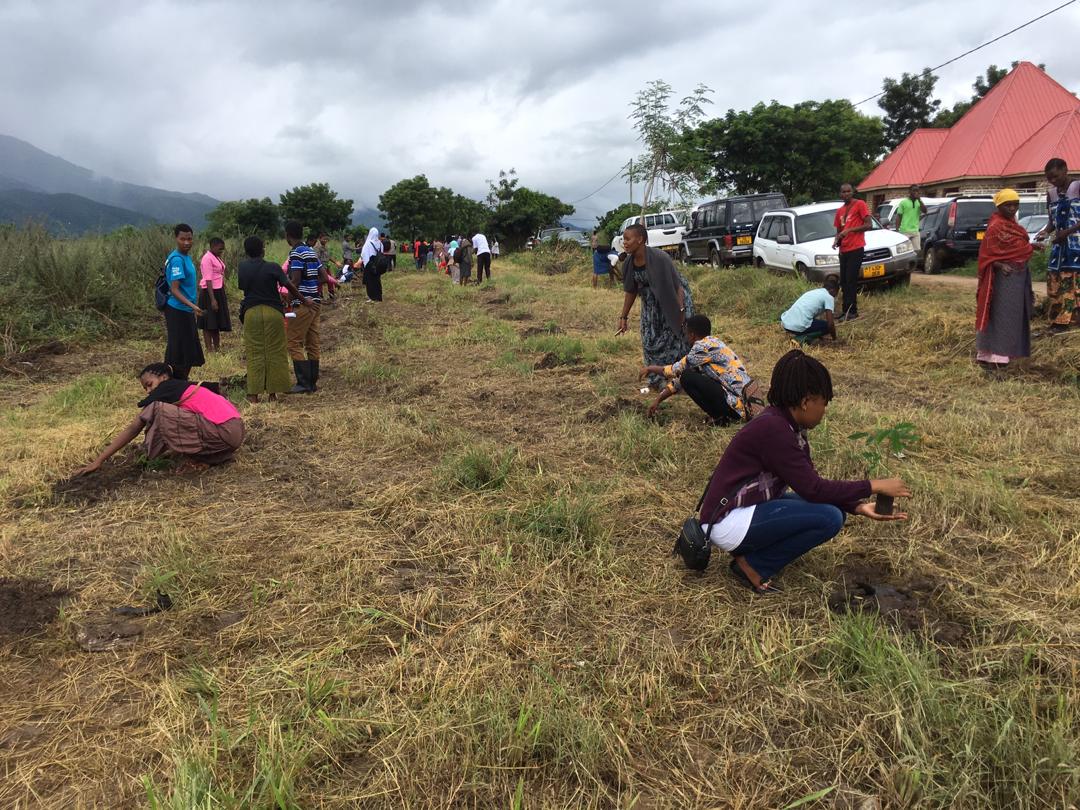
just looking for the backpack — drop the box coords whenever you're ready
[153,258,170,311]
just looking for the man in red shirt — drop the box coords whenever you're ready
[833,183,872,321]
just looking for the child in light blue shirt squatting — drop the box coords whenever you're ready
[780,276,838,343]
[641,314,762,426]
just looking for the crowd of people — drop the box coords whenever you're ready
[71,157,1078,596]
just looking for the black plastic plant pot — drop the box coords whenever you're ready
[875,494,895,516]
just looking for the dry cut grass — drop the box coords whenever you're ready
[1,250,1079,808]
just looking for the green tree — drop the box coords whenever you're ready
[683,100,883,203]
[878,70,941,148]
[203,198,280,238]
[485,169,519,207]
[595,201,664,241]
[204,200,243,237]
[378,175,441,237]
[236,197,279,237]
[932,62,1043,127]
[278,182,353,233]
[628,80,713,209]
[488,186,574,248]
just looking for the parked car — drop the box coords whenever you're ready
[917,196,996,273]
[552,229,590,247]
[1018,213,1049,243]
[527,226,584,250]
[682,193,788,266]
[1017,194,1045,220]
[611,210,687,258]
[876,196,953,228]
[752,202,916,285]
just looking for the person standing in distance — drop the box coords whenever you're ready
[284,220,328,393]
[472,231,492,284]
[833,183,872,321]
[891,184,926,253]
[163,223,205,380]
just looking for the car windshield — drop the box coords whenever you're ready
[731,197,784,225]
[1020,214,1048,232]
[795,210,837,243]
[1018,200,1043,219]
[956,201,996,226]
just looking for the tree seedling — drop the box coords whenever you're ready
[849,421,919,515]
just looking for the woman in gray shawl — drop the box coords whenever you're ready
[615,223,695,389]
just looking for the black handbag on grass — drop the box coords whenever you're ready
[672,469,733,571]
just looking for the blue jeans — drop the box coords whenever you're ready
[732,493,845,581]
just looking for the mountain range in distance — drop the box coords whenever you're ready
[0,133,383,236]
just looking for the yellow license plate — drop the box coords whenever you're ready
[862,264,886,278]
[976,231,985,240]
[736,236,752,245]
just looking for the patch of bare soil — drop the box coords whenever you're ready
[51,452,145,504]
[0,578,72,637]
[828,561,967,646]
[586,396,645,422]
[74,618,145,652]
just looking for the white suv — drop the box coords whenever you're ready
[611,210,686,257]
[753,202,916,284]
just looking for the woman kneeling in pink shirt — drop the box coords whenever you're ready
[74,363,245,475]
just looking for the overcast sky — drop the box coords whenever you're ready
[3,0,1078,224]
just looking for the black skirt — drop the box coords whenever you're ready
[196,287,232,332]
[164,305,206,369]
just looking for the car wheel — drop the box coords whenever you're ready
[924,246,941,275]
[795,262,813,281]
[754,255,765,269]
[678,246,689,264]
[708,247,721,268]
[891,272,911,288]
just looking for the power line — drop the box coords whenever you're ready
[568,162,630,205]
[852,0,1077,108]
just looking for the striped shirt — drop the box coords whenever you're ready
[663,336,752,418]
[288,244,322,303]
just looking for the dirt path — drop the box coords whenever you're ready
[911,271,1048,297]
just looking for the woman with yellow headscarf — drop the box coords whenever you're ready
[975,189,1037,371]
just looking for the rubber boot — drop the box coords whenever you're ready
[309,359,320,392]
[290,360,311,393]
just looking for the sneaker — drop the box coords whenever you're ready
[838,312,860,323]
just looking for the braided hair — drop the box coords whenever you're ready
[138,362,173,379]
[766,350,833,408]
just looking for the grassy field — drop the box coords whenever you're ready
[2,242,1080,808]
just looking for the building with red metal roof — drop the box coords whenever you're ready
[860,62,1080,209]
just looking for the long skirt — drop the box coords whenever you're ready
[196,287,232,332]
[138,401,244,464]
[243,304,291,395]
[1046,270,1080,326]
[164,305,205,371]
[976,265,1031,362]
[364,267,383,301]
[634,266,695,389]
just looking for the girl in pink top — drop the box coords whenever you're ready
[73,363,245,475]
[197,238,232,352]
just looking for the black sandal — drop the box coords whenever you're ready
[729,559,782,594]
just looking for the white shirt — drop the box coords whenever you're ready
[701,505,756,552]
[472,233,490,255]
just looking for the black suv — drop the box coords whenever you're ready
[683,192,787,266]
[918,196,996,273]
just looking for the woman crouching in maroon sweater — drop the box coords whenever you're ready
[700,350,911,594]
